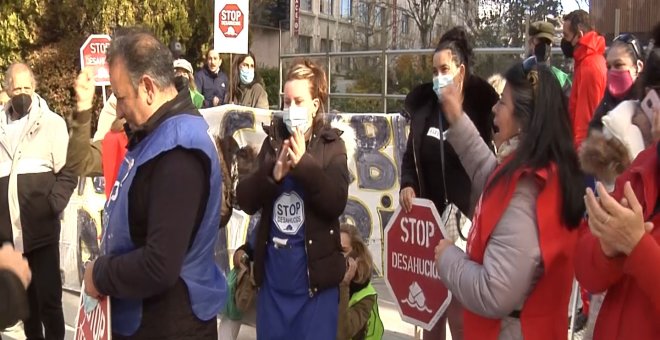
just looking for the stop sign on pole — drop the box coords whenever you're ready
[218,4,244,37]
[80,34,112,86]
[214,0,249,54]
[385,198,452,330]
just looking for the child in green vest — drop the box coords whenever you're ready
[337,224,384,340]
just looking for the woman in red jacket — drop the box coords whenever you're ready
[576,140,659,339]
[575,29,660,338]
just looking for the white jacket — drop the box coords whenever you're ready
[0,93,69,251]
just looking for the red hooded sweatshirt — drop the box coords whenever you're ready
[574,143,660,340]
[569,31,607,148]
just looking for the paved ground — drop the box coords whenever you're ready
[3,278,587,340]
[2,278,432,340]
[2,277,593,340]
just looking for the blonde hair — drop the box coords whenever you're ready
[488,73,506,97]
[186,71,198,92]
[340,223,373,284]
[285,59,328,128]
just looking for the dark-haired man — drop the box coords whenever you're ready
[80,28,226,339]
[562,10,607,148]
[195,49,229,108]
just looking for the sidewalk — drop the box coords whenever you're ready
[3,278,441,340]
[371,277,423,339]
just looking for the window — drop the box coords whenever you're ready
[299,35,312,53]
[341,42,353,71]
[320,0,334,15]
[340,0,352,17]
[321,39,333,53]
[301,0,312,11]
[401,14,409,34]
[375,6,383,28]
[357,2,368,23]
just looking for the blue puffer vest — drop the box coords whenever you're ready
[102,114,226,336]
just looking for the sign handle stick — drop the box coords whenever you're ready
[101,85,108,106]
[229,53,233,104]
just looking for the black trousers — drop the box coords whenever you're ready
[23,243,64,340]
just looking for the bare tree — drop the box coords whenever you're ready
[573,0,589,10]
[353,0,391,51]
[403,0,446,48]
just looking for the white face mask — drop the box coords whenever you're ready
[283,106,309,134]
[432,73,454,100]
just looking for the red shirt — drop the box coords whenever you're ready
[101,130,128,198]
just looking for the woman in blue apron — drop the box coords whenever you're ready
[235,59,350,340]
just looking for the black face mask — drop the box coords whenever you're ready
[534,42,551,63]
[561,39,575,59]
[10,94,32,120]
[174,75,190,93]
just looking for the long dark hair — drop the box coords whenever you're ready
[488,63,586,229]
[229,51,259,102]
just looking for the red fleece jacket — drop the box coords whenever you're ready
[569,31,607,148]
[575,144,660,340]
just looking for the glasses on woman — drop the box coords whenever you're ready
[613,33,643,61]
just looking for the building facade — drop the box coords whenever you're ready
[590,0,660,43]
[251,0,475,68]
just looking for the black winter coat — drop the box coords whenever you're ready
[236,124,350,296]
[589,86,638,132]
[400,75,499,217]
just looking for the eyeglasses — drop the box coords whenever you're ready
[613,33,643,61]
[522,56,538,75]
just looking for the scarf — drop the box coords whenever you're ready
[496,135,521,164]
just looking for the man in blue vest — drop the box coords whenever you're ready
[81,27,226,339]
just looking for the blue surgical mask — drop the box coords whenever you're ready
[283,106,309,134]
[82,291,99,314]
[240,68,255,84]
[432,74,454,100]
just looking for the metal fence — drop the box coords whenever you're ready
[278,47,566,113]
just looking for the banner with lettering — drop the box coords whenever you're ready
[59,105,410,291]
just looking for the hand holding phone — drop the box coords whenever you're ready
[641,89,660,123]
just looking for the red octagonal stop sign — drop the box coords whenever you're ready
[79,34,112,86]
[385,198,452,330]
[218,4,244,38]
